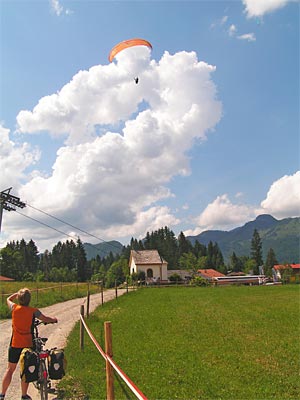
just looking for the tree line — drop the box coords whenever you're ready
[0,226,278,287]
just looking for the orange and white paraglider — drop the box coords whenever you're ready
[108,38,152,62]
[108,38,152,84]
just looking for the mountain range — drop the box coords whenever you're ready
[83,214,299,263]
[83,240,124,260]
[187,214,299,263]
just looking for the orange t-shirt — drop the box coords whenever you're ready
[11,304,41,348]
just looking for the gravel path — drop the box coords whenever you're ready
[0,289,128,400]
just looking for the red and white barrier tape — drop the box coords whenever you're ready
[79,314,148,400]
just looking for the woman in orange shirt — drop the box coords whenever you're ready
[0,288,58,400]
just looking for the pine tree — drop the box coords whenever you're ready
[39,250,51,280]
[251,229,263,274]
[76,238,88,282]
[27,239,39,274]
[212,242,225,272]
[229,252,239,272]
[206,241,214,267]
[265,248,278,277]
[193,240,207,258]
[177,232,192,258]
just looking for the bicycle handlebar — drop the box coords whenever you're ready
[34,319,58,327]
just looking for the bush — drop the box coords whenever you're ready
[169,273,183,282]
[191,276,209,286]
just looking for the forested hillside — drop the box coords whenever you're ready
[84,240,123,260]
[187,215,299,263]
[0,215,298,284]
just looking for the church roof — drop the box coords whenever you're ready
[130,249,167,265]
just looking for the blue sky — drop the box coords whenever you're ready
[0,0,299,252]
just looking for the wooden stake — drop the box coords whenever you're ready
[87,290,90,318]
[105,321,114,400]
[80,305,84,350]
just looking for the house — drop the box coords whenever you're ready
[273,264,300,282]
[129,250,168,282]
[198,269,225,281]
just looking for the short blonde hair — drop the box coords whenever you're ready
[18,288,31,306]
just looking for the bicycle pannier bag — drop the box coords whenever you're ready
[48,349,66,380]
[20,348,39,382]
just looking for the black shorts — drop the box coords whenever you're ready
[8,347,23,363]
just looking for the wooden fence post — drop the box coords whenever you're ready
[115,280,118,299]
[86,290,90,318]
[36,285,38,303]
[101,283,104,306]
[105,321,114,400]
[80,305,84,350]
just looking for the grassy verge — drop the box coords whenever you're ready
[59,285,299,399]
[0,282,100,319]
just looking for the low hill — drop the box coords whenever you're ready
[187,214,299,263]
[83,240,123,260]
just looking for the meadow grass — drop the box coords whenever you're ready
[0,282,99,319]
[59,285,299,400]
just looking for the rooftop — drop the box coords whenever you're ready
[130,249,167,265]
[198,269,225,279]
[0,275,14,281]
[274,264,300,270]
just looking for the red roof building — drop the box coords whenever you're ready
[273,264,300,283]
[0,275,14,281]
[198,269,225,280]
[273,264,300,271]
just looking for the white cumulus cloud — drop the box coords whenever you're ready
[193,194,256,232]
[185,171,300,237]
[3,48,222,250]
[260,171,300,218]
[243,0,298,18]
[237,33,256,41]
[0,124,40,191]
[17,48,221,147]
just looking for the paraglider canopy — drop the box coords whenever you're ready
[108,38,152,62]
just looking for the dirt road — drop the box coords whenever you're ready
[0,289,128,400]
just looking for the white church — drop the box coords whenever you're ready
[129,249,168,283]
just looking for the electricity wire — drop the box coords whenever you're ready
[25,203,125,253]
[15,209,124,257]
[27,204,115,247]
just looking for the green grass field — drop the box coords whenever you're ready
[59,285,299,400]
[0,282,99,319]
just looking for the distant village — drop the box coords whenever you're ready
[129,249,300,286]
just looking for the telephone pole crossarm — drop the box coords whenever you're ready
[0,188,26,211]
[0,188,26,233]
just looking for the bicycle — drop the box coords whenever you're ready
[32,319,56,400]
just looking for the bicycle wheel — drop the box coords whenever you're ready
[39,361,48,400]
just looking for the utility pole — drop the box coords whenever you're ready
[0,188,26,234]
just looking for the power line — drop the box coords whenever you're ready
[26,203,124,253]
[15,210,123,258]
[16,210,81,242]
